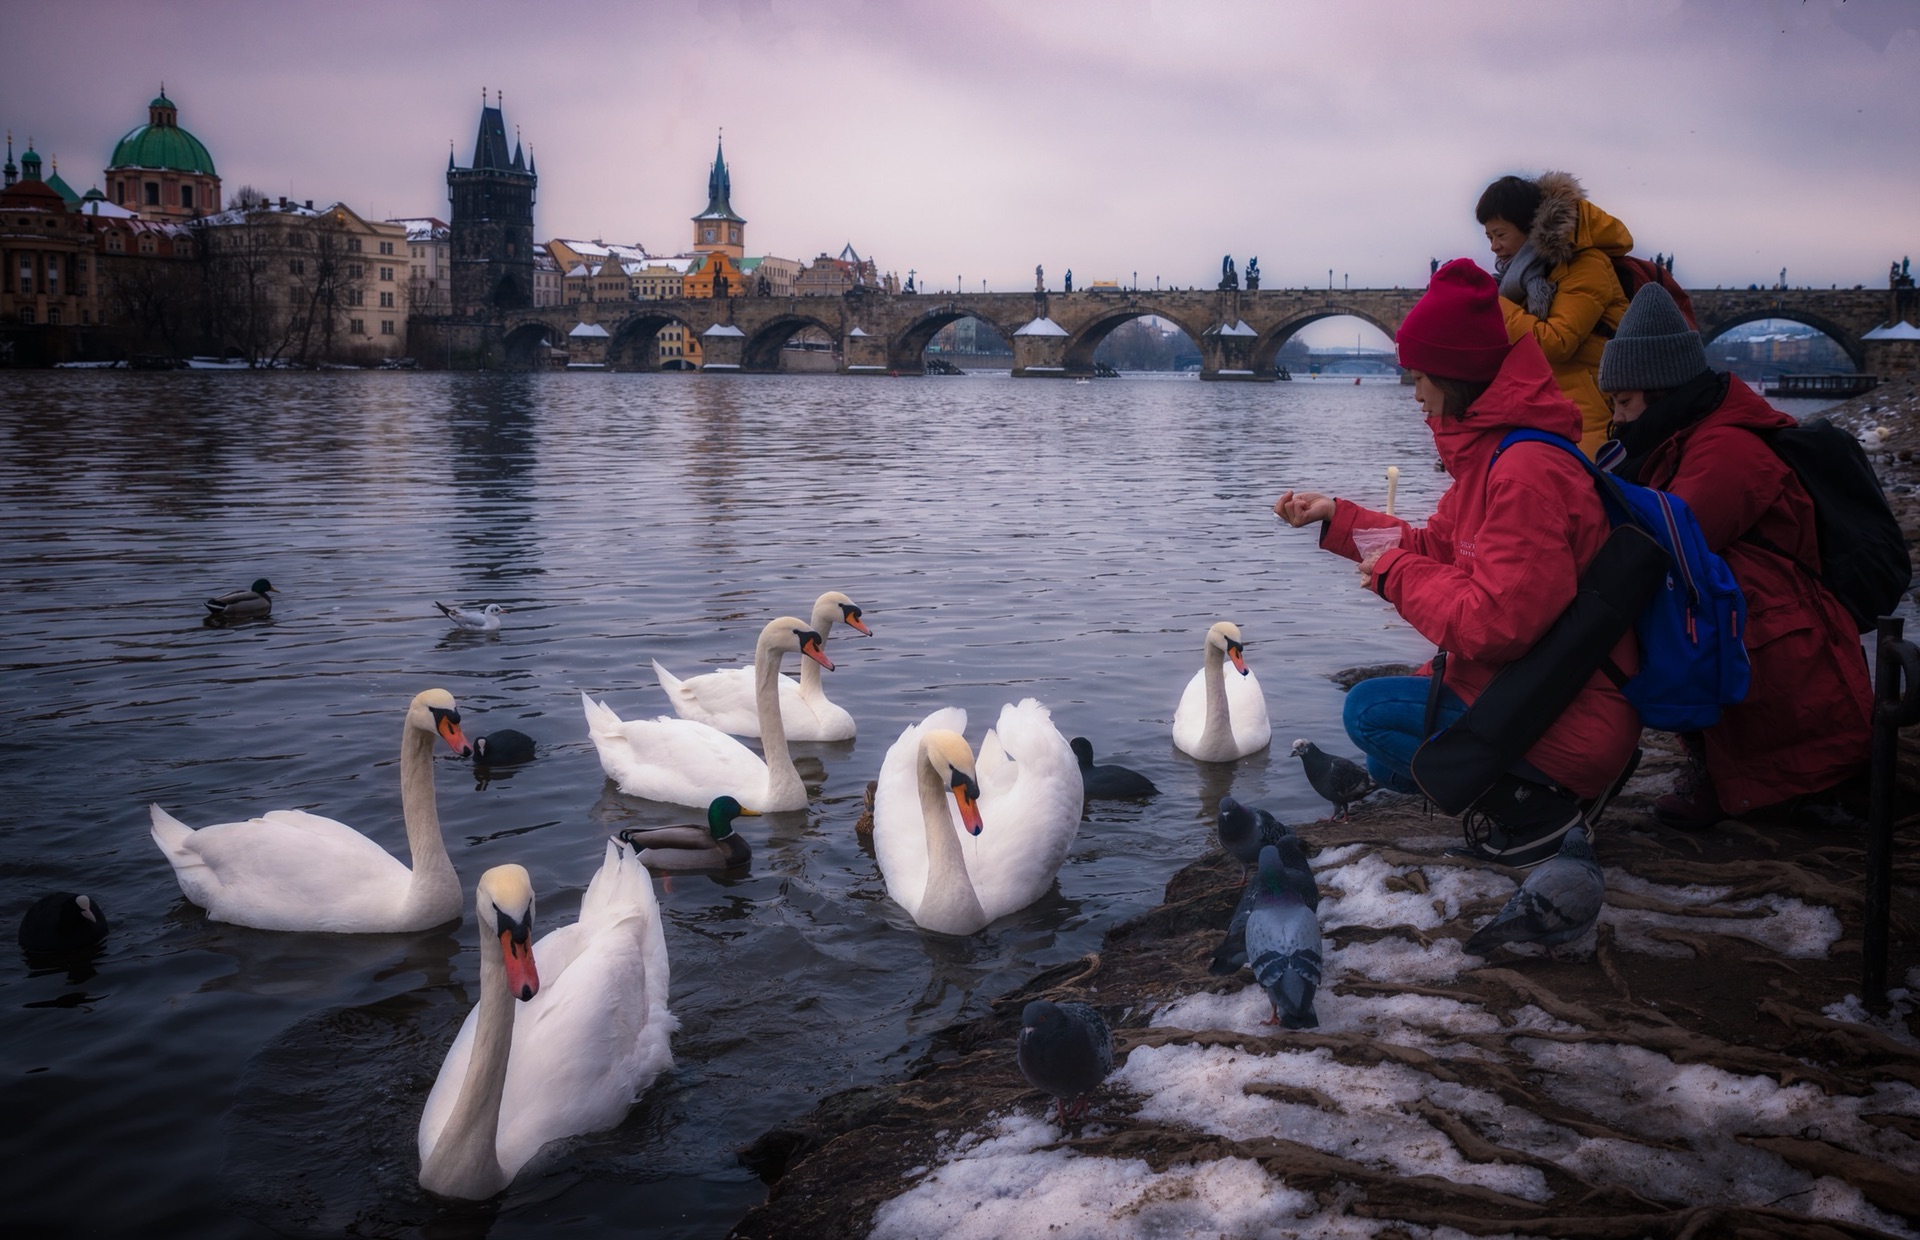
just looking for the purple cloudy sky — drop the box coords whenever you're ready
[6,0,1916,309]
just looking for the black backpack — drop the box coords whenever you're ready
[1743,417,1912,632]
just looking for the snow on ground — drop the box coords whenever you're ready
[869,842,1920,1238]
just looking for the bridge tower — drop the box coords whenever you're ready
[448,90,536,317]
[691,134,745,260]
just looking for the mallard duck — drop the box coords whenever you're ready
[618,797,758,871]
[206,578,276,619]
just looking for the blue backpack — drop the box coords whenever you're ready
[1495,430,1751,731]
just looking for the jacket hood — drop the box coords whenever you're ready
[1432,336,1583,472]
[1530,171,1633,269]
[1689,374,1797,437]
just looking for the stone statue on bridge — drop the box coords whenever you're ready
[1219,255,1238,291]
[1036,264,1044,293]
[1064,269,1073,293]
[1245,257,1260,292]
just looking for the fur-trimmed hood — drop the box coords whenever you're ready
[1529,171,1633,270]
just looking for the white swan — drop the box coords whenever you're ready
[583,616,832,811]
[652,591,871,741]
[417,842,675,1199]
[1172,621,1272,762]
[148,688,471,933]
[872,700,1083,935]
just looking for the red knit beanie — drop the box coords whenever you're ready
[1395,258,1511,382]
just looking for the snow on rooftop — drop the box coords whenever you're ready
[1014,316,1068,337]
[847,327,869,337]
[1863,321,1920,340]
[703,323,745,337]
[868,840,1920,1237]
[568,322,609,338]
[1212,319,1258,337]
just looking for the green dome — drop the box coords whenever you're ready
[110,94,216,176]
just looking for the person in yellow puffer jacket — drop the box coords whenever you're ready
[1475,172,1633,457]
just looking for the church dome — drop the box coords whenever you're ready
[109,90,216,176]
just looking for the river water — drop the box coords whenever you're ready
[0,370,1822,1238]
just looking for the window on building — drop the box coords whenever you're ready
[77,257,87,274]
[20,307,34,324]
[145,182,160,206]
[181,185,194,210]
[378,241,393,255]
[19,256,33,293]
[115,179,126,203]
[289,258,305,275]
[350,318,365,334]
[379,291,393,308]
[47,265,59,297]
[379,266,393,282]
[82,309,90,324]
[348,237,362,253]
[47,306,61,325]
[380,320,394,335]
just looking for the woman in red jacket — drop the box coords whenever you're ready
[1597,284,1872,827]
[1276,259,1641,867]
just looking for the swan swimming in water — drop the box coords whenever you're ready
[148,688,472,933]
[583,617,832,812]
[652,591,871,741]
[1171,621,1271,762]
[417,843,675,1199]
[872,701,1082,935]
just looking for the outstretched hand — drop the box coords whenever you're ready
[1273,491,1335,527]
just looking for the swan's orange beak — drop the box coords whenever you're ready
[800,631,835,671]
[951,773,984,837]
[499,920,539,1002]
[437,714,473,758]
[842,608,872,636]
[1227,642,1250,677]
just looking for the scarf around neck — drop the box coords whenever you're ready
[1608,369,1730,484]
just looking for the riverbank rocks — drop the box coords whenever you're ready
[728,729,1920,1238]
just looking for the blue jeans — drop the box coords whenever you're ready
[1343,675,1467,795]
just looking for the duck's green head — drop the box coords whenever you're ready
[706,796,759,839]
[250,578,276,596]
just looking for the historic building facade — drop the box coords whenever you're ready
[1,142,106,330]
[104,89,221,220]
[448,93,536,316]
[390,216,451,316]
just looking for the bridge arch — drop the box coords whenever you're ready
[500,319,557,371]
[742,312,847,372]
[1251,309,1402,377]
[1062,308,1210,374]
[605,310,700,371]
[1696,308,1864,371]
[888,308,1018,371]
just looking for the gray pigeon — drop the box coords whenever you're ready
[1245,844,1322,1029]
[1464,826,1604,956]
[1017,999,1114,1121]
[1291,739,1375,820]
[1217,795,1291,866]
[1210,835,1318,975]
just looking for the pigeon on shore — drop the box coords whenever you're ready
[472,729,536,765]
[1216,795,1291,866]
[435,601,506,632]
[206,578,276,620]
[1209,835,1318,975]
[1070,737,1158,799]
[18,892,110,954]
[1017,999,1114,1122]
[1291,739,1375,820]
[1464,826,1604,956]
[1246,844,1322,1029]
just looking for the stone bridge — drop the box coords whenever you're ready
[419,282,1917,378]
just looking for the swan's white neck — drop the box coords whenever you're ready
[755,636,805,806]
[418,907,514,1199]
[1197,640,1235,759]
[400,724,459,915]
[915,753,986,935]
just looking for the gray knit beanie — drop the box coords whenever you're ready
[1597,284,1708,391]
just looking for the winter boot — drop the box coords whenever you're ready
[1652,756,1723,831]
[1450,775,1585,869]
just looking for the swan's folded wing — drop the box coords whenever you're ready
[1171,667,1210,750]
[655,661,761,734]
[971,700,1082,916]
[168,810,413,925]
[1226,668,1272,749]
